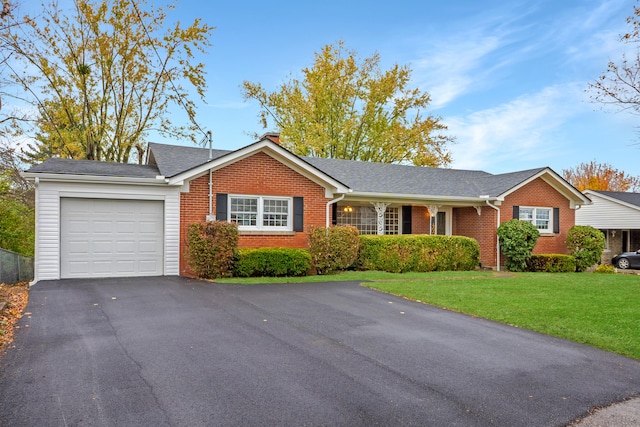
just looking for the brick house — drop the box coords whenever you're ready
[23,135,590,281]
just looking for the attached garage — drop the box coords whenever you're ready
[60,198,164,278]
[22,158,181,282]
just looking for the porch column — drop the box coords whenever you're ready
[427,205,440,235]
[371,202,390,235]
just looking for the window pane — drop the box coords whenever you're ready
[230,197,258,226]
[535,209,550,230]
[519,208,533,222]
[336,205,399,235]
[262,198,289,227]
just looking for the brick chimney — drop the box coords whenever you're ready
[261,132,280,144]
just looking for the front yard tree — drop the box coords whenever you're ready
[242,41,453,167]
[0,0,213,164]
[562,160,640,192]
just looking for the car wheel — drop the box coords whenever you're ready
[617,258,630,269]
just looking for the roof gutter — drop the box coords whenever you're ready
[21,172,170,186]
[346,191,494,203]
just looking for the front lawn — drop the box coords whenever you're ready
[221,271,640,360]
[364,272,640,360]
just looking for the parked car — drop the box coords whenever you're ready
[612,250,640,269]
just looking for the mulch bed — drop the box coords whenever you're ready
[0,282,29,358]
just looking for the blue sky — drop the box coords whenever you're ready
[17,0,640,175]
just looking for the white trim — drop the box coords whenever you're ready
[167,140,351,194]
[519,206,554,233]
[22,172,168,186]
[497,168,591,207]
[32,180,180,281]
[228,194,293,232]
[583,190,640,212]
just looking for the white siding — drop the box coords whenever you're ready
[34,180,180,281]
[576,193,640,229]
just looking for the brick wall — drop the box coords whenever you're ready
[452,178,576,269]
[500,177,574,258]
[453,206,498,267]
[180,152,329,276]
[412,206,430,234]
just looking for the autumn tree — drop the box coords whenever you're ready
[0,0,213,164]
[0,139,34,256]
[562,160,640,192]
[588,4,640,115]
[242,41,453,166]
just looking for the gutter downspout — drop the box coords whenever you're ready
[484,200,501,271]
[206,131,215,222]
[326,194,345,229]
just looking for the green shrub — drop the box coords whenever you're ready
[308,226,360,274]
[357,235,479,273]
[186,221,238,279]
[594,264,616,274]
[233,248,311,277]
[526,254,576,272]
[566,225,605,272]
[497,219,540,272]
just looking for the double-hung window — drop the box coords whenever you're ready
[229,195,292,231]
[519,207,552,233]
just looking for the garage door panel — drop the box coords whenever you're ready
[61,198,164,278]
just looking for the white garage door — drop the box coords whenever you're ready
[61,198,164,278]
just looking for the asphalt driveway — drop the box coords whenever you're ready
[1,277,639,426]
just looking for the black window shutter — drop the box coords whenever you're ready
[293,197,304,232]
[402,206,412,234]
[513,205,520,219]
[553,208,560,233]
[216,193,228,221]
[332,203,338,226]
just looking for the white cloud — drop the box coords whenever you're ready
[446,84,584,172]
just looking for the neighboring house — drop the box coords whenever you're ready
[22,135,590,281]
[575,190,640,264]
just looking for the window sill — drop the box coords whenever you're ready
[539,233,555,237]
[238,230,297,236]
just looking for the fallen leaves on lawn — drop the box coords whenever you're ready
[0,282,29,357]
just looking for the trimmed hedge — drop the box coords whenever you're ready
[233,248,311,277]
[186,221,238,279]
[526,254,576,272]
[357,235,480,273]
[308,225,360,274]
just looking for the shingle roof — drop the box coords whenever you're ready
[147,142,548,198]
[590,191,640,208]
[147,142,230,178]
[26,157,160,178]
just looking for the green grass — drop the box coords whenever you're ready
[218,270,640,360]
[363,272,640,360]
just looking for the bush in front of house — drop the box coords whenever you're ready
[186,221,238,279]
[594,264,616,274]
[308,225,360,274]
[566,225,605,272]
[356,235,480,273]
[526,254,576,272]
[233,248,311,277]
[497,219,540,272]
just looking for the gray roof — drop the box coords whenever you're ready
[148,142,548,198]
[147,142,230,178]
[591,191,640,208]
[26,157,160,178]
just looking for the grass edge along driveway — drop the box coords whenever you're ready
[220,271,640,360]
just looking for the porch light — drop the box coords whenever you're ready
[343,205,353,213]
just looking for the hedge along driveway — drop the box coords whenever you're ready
[2,277,640,426]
